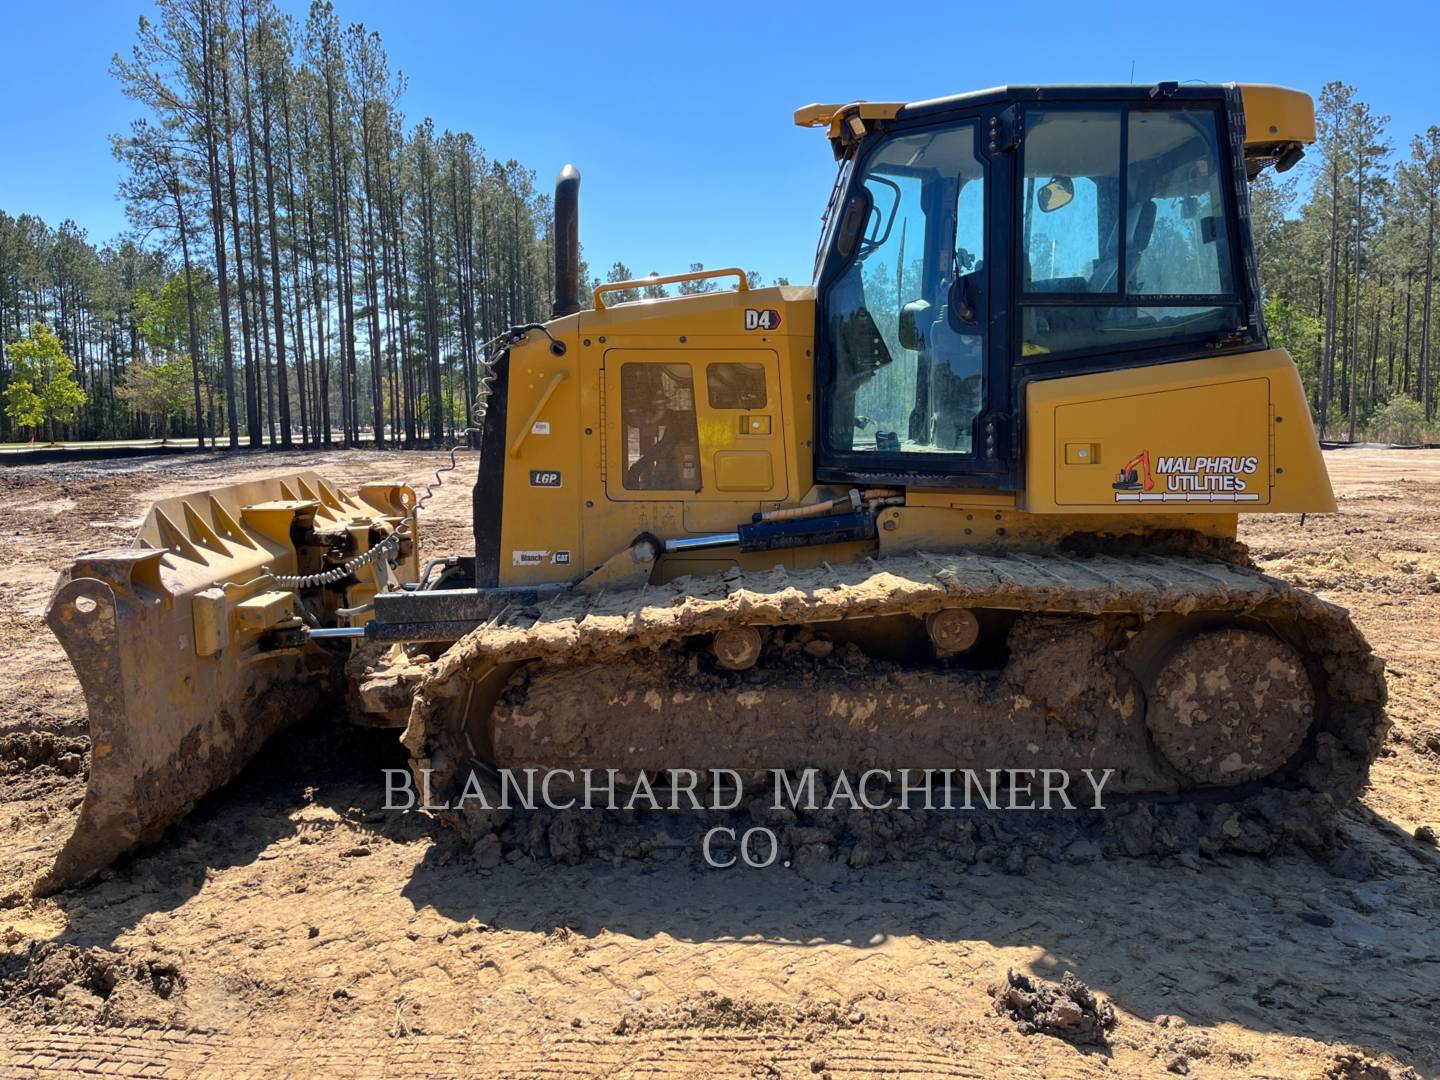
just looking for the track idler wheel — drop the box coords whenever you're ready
[1145,627,1315,786]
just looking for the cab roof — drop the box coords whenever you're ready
[795,84,1315,165]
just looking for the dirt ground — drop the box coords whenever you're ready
[0,447,1437,1079]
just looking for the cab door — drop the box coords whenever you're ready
[814,109,1015,489]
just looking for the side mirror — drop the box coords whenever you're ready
[835,193,869,260]
[948,273,978,326]
[898,299,931,351]
[835,192,864,259]
[1037,176,1075,213]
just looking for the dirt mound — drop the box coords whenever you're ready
[1147,1015,1255,1075]
[612,990,858,1035]
[1259,547,1440,596]
[990,969,1116,1045]
[1,942,186,1027]
[0,730,87,775]
[1317,1051,1420,1080]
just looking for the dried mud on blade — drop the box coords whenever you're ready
[36,471,416,895]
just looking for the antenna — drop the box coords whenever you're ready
[1129,60,1136,82]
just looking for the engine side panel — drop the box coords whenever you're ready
[494,287,819,587]
[1023,349,1334,515]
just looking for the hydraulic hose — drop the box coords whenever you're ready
[223,323,553,596]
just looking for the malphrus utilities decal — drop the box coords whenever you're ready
[1112,450,1261,503]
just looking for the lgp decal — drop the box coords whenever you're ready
[529,470,562,487]
[744,308,782,331]
[1112,450,1261,503]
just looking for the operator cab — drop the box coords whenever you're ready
[807,85,1281,491]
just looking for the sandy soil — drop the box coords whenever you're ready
[0,447,1436,1078]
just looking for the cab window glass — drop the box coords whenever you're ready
[1020,106,1242,357]
[823,121,986,455]
[706,362,767,409]
[620,363,700,490]
[1126,110,1234,294]
[1022,111,1121,293]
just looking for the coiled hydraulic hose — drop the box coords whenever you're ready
[226,323,558,596]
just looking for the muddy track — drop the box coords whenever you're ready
[405,551,1387,865]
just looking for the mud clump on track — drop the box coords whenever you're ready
[1,942,186,1028]
[991,969,1116,1045]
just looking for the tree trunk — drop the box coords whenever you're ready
[200,0,239,448]
[304,168,331,446]
[1319,157,1340,437]
[175,194,206,449]
[322,61,352,445]
[259,22,292,449]
[222,56,260,446]
[1347,155,1366,443]
[358,107,385,447]
[239,5,275,448]
[1423,196,1436,421]
[281,65,310,447]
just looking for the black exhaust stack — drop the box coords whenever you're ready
[552,164,581,317]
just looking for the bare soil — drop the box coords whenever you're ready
[0,447,1437,1078]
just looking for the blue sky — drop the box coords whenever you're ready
[1,0,1435,285]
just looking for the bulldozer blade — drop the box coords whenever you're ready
[35,472,416,895]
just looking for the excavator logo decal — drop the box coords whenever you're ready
[1113,450,1262,503]
[1112,450,1155,493]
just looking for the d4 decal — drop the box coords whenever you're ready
[744,308,782,331]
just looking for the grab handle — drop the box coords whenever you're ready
[593,266,749,310]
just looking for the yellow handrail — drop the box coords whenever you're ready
[593,266,749,310]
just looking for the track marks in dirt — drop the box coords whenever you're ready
[1,449,1439,1078]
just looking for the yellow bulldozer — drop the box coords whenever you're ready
[39,82,1386,892]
